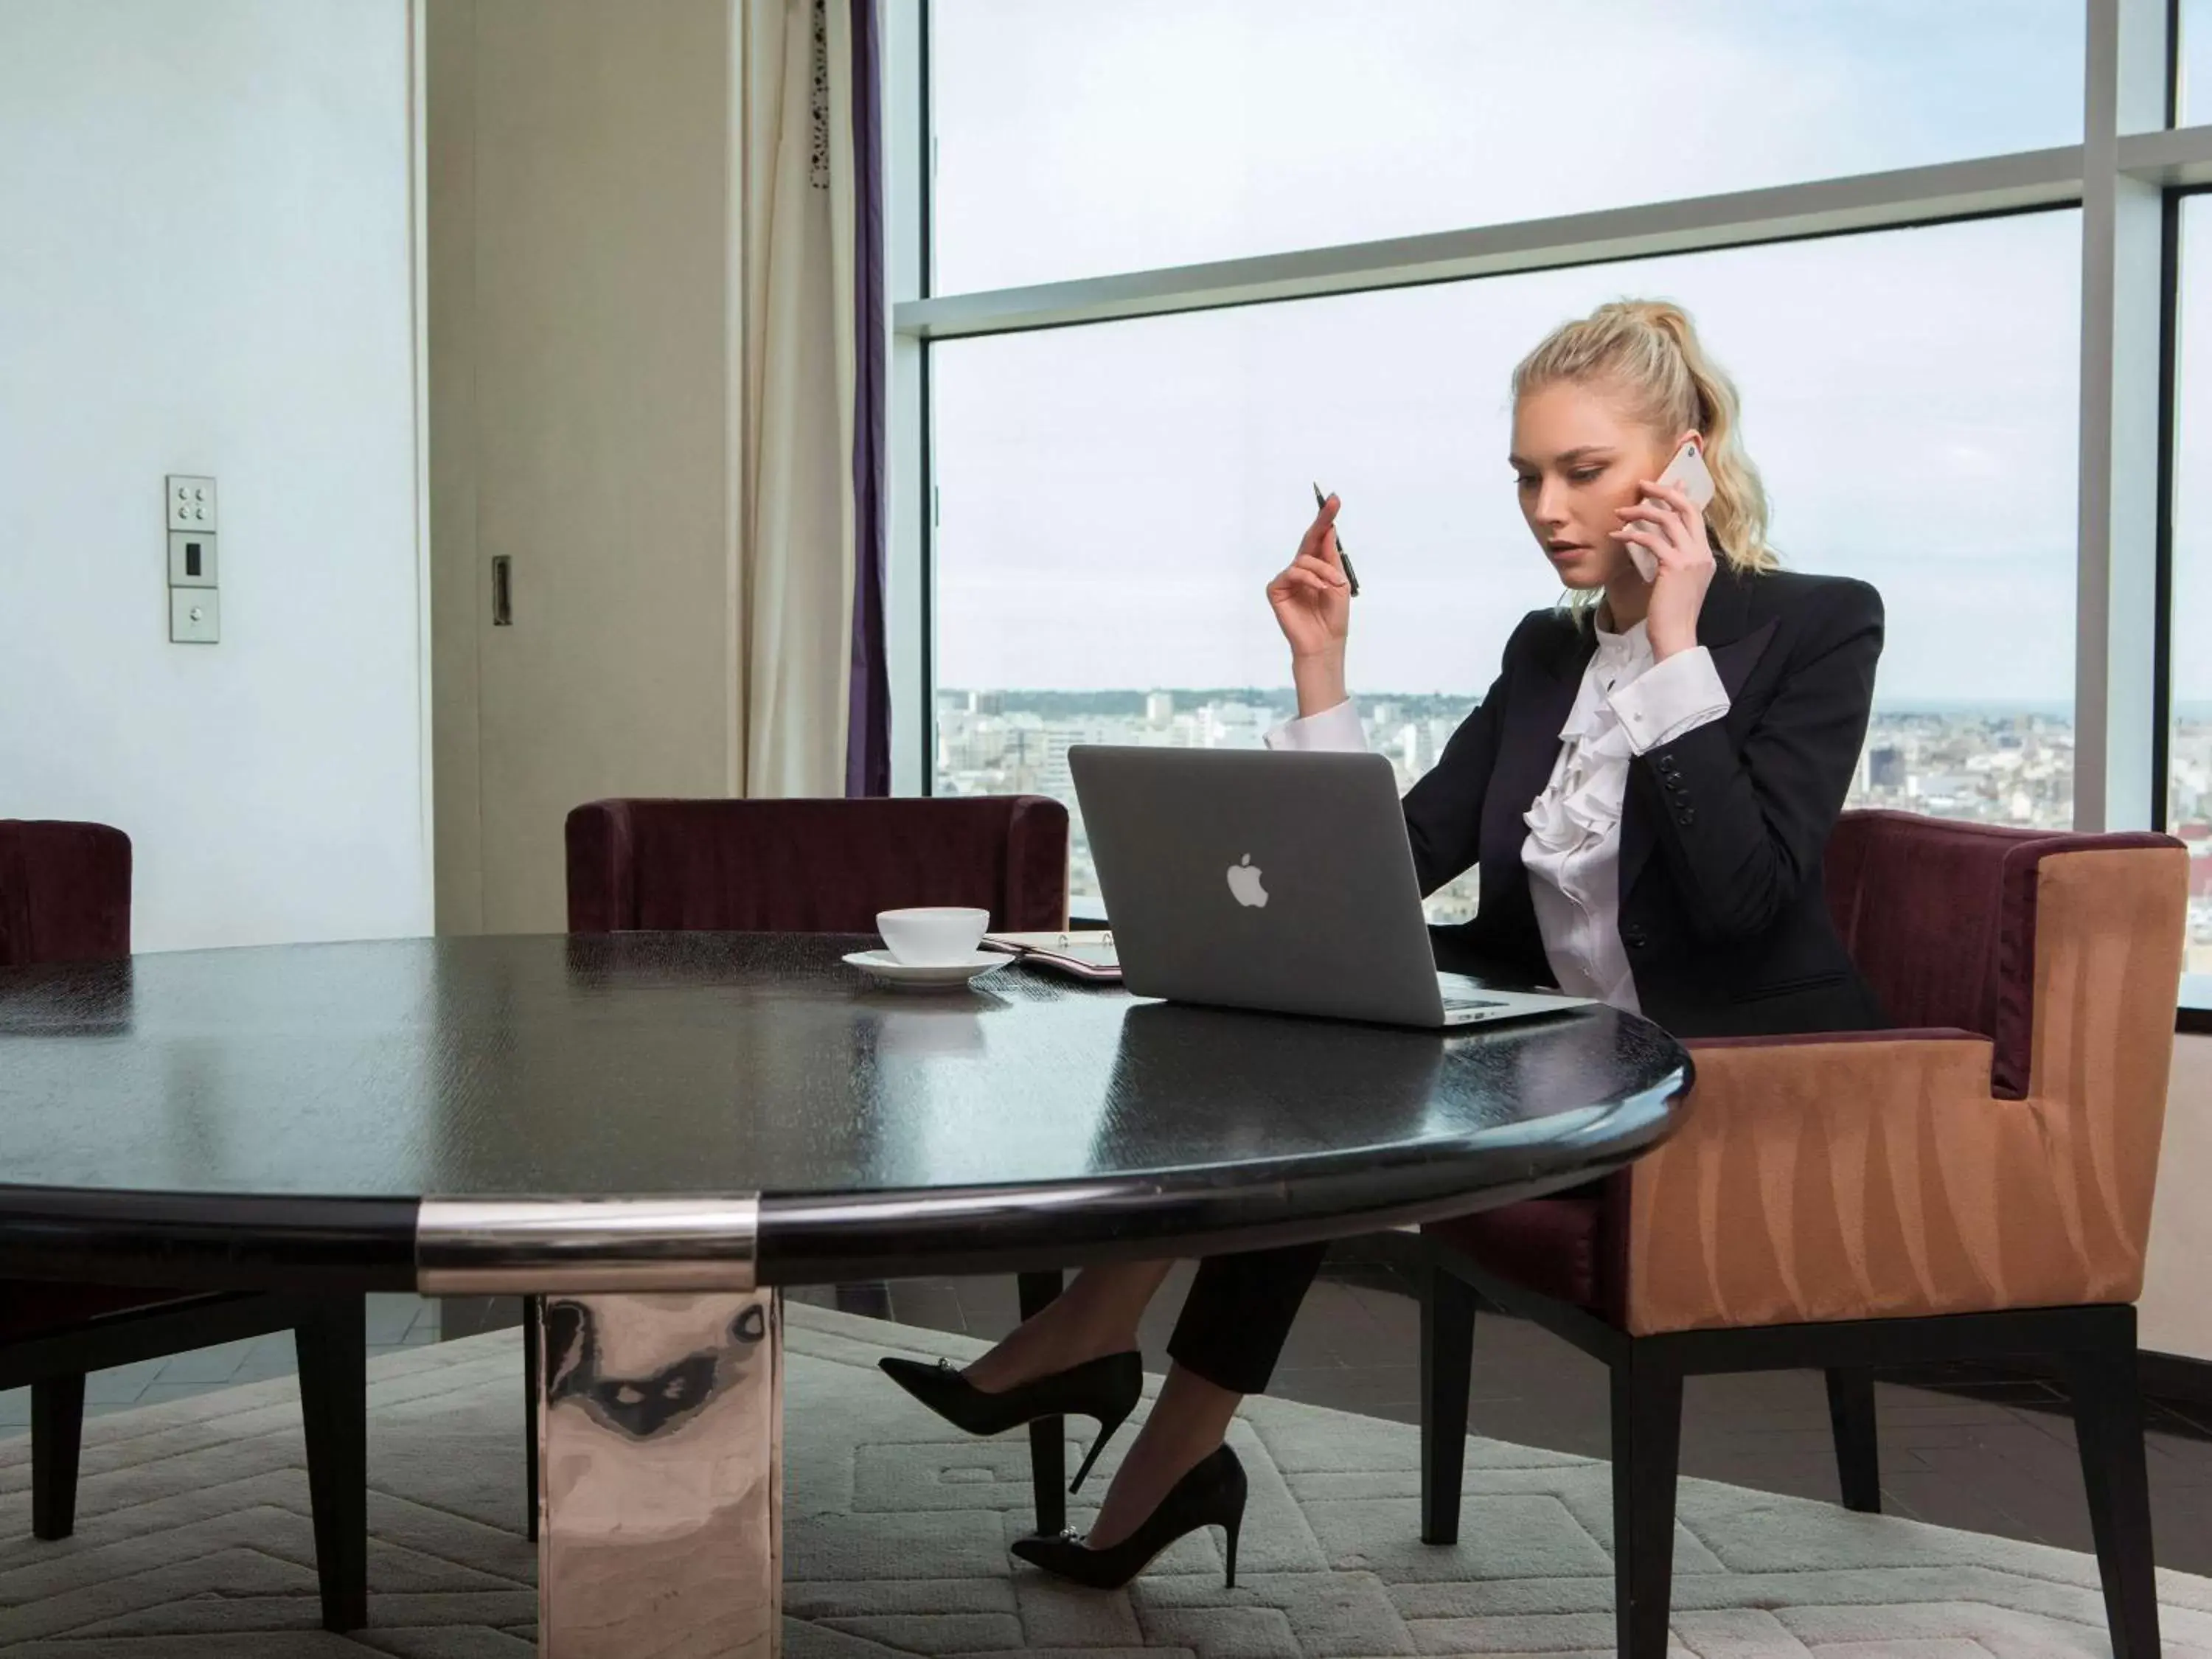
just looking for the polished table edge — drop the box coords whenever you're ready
[0,1191,418,1293]
[417,1194,761,1294]
[0,1057,1689,1294]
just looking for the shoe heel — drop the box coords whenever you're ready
[1069,1398,1135,1494]
[1217,1448,1248,1590]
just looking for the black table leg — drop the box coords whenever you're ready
[1610,1346,1683,1659]
[1420,1258,1478,1546]
[30,1375,85,1540]
[1824,1366,1882,1513]
[1017,1270,1066,1535]
[296,1296,369,1633]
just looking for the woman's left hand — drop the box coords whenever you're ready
[1615,479,1716,659]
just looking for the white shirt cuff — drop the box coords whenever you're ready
[1264,700,1368,753]
[1607,647,1730,755]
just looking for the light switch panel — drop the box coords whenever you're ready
[166,475,216,532]
[170,588,219,644]
[167,531,218,588]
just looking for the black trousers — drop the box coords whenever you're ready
[1164,1240,1331,1395]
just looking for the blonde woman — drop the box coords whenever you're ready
[883,299,1888,1588]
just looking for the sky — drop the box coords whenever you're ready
[917,0,2212,710]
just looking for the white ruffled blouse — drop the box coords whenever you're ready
[1266,618,1730,1014]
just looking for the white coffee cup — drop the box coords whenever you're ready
[875,906,990,966]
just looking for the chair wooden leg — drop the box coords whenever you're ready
[1419,1259,1478,1545]
[1824,1366,1881,1513]
[2067,1340,2161,1659]
[1017,1270,1066,1536]
[1610,1346,1683,1659]
[29,1375,86,1541]
[524,1295,541,1543]
[296,1297,369,1632]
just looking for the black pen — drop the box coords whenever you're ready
[1312,483,1360,597]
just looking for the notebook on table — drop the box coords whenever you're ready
[981,931,1122,982]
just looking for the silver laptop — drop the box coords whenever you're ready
[1068,745,1597,1029]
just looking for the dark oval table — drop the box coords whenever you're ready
[0,932,1692,1658]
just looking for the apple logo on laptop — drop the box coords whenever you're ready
[1225,855,1268,908]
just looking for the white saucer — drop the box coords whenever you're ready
[842,948,1009,989]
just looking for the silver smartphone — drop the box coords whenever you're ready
[1625,439,1715,581]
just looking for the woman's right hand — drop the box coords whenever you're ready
[1266,493,1352,663]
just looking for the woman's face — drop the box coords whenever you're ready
[1509,380,1688,591]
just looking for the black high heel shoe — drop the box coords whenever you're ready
[1010,1444,1247,1590]
[878,1351,1142,1492]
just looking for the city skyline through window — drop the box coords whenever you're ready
[933,212,2086,923]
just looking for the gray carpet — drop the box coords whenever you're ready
[4,1302,2212,1657]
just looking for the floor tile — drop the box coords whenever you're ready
[83,1397,154,1419]
[437,1295,527,1340]
[830,1282,895,1322]
[887,1280,967,1336]
[146,1339,254,1384]
[82,1360,165,1404]
[1270,1365,1424,1419]
[232,1352,302,1383]
[132,1380,248,1408]
[365,1291,426,1344]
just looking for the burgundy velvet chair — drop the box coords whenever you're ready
[0,821,369,1632]
[564,795,1071,934]
[1418,809,2190,1659]
[539,795,1073,1537]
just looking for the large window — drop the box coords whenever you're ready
[931,1,2084,293]
[902,2,2210,1014]
[933,213,2082,911]
[2186,0,2212,122]
[2170,198,2212,999]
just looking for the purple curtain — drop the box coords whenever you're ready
[844,0,890,797]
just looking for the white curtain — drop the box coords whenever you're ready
[740,0,860,796]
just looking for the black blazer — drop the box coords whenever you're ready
[1410,560,1888,1038]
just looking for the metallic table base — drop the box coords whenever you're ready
[538,1290,782,1658]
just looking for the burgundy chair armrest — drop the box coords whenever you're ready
[0,819,132,967]
[1825,810,2183,1099]
[566,801,636,933]
[1001,796,1071,931]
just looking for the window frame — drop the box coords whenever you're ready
[886,0,2212,1022]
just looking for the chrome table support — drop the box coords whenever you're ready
[537,1291,782,1658]
[419,1198,778,1657]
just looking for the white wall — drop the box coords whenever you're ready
[0,0,428,951]
[2141,1034,2212,1361]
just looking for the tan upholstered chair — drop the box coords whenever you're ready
[1419,810,2189,1659]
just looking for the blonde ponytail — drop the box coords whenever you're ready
[1512,299,1777,575]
